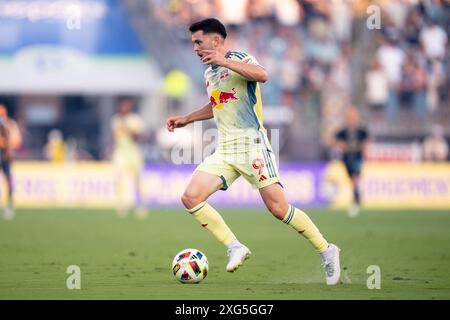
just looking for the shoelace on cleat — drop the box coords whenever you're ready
[324,262,335,277]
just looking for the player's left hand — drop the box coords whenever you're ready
[200,50,226,66]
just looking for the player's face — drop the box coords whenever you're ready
[191,31,215,60]
[0,106,7,120]
[118,101,133,115]
[346,109,359,128]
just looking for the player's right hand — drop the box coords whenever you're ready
[166,116,189,132]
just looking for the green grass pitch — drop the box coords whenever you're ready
[1,208,449,300]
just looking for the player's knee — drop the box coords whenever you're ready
[267,202,287,220]
[181,191,204,210]
[180,193,192,209]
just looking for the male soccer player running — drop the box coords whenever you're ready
[166,18,341,285]
[335,106,370,218]
[111,97,147,219]
[0,105,22,220]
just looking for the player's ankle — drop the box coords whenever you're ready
[319,244,333,260]
[228,239,242,249]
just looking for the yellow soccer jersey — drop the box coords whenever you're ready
[111,113,144,151]
[111,113,145,170]
[205,51,266,154]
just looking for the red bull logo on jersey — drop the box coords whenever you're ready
[210,88,239,109]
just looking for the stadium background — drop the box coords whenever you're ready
[0,0,450,209]
[0,0,449,300]
[0,0,448,210]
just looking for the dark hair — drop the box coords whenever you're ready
[189,18,227,39]
[117,96,135,104]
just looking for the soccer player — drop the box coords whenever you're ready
[335,106,370,218]
[166,18,341,285]
[0,105,22,220]
[111,97,147,219]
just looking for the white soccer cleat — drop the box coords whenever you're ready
[321,244,341,286]
[226,245,252,273]
[134,207,148,220]
[3,206,15,221]
[348,204,360,218]
[116,207,129,218]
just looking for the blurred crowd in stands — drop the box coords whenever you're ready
[153,0,448,125]
[1,0,449,162]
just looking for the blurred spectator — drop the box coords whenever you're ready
[426,58,446,113]
[44,129,66,163]
[376,36,405,121]
[217,0,248,26]
[404,7,424,47]
[305,19,340,65]
[329,0,352,42]
[419,19,447,62]
[273,0,301,27]
[279,43,302,101]
[0,104,22,220]
[66,137,80,162]
[365,59,389,121]
[399,53,427,121]
[423,124,449,162]
[247,0,274,22]
[111,97,147,219]
[419,0,446,26]
[419,19,448,113]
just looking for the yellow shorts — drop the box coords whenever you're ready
[113,148,144,175]
[196,146,281,190]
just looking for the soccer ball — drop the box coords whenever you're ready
[172,249,209,284]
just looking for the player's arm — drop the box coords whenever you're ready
[361,132,372,159]
[166,102,213,132]
[0,125,12,161]
[129,116,145,142]
[201,50,268,83]
[222,59,268,83]
[334,131,348,153]
[9,121,22,150]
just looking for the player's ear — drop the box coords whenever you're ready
[213,35,220,47]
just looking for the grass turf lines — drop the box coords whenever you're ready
[1,209,449,299]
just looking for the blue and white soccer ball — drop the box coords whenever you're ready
[172,249,209,284]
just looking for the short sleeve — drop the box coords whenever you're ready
[228,51,264,68]
[359,129,369,141]
[336,130,345,141]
